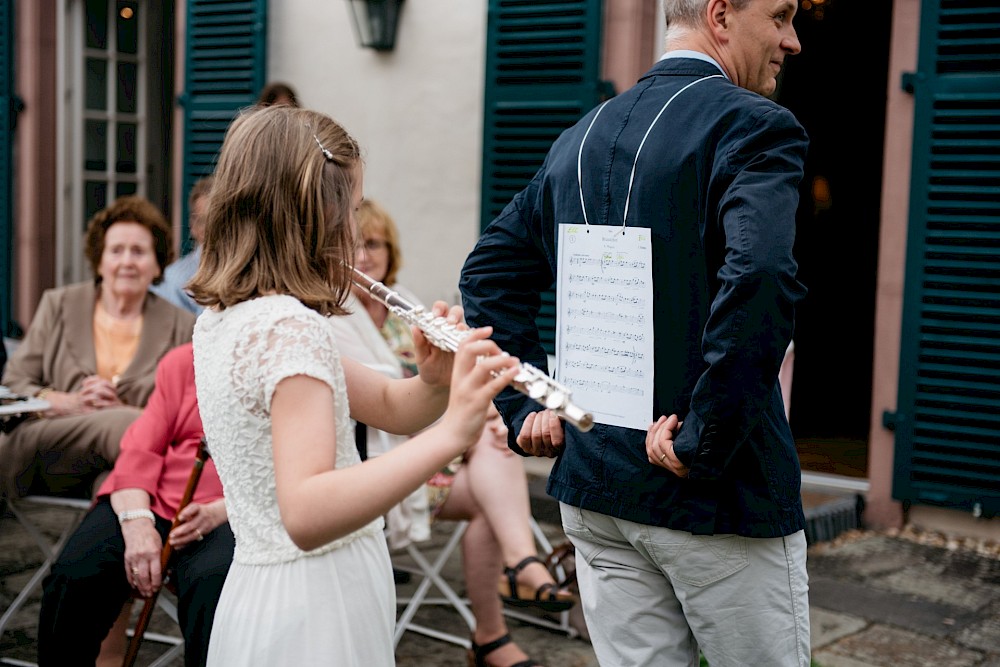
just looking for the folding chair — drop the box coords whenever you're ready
[0,494,93,654]
[392,515,578,650]
[0,495,184,667]
[393,520,475,648]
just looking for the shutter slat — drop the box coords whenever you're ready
[936,1,1000,73]
[893,1,1000,513]
[481,0,602,356]
[180,0,266,248]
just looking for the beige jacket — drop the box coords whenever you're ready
[0,282,195,497]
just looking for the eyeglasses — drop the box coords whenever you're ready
[361,238,389,253]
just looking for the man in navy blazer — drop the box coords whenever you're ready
[461,0,810,664]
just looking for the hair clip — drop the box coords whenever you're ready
[314,135,334,162]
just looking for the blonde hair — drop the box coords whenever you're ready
[188,105,361,315]
[357,199,403,287]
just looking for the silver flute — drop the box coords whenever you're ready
[351,267,594,433]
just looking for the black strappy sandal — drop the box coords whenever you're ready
[498,556,575,613]
[467,633,541,667]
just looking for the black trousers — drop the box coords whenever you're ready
[38,497,234,667]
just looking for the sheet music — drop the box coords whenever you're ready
[556,224,654,431]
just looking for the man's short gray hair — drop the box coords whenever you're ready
[663,0,752,31]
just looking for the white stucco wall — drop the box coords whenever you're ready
[269,1,488,306]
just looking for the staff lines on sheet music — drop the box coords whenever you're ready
[566,290,646,307]
[565,324,646,343]
[562,376,645,396]
[565,308,646,325]
[567,274,645,288]
[564,342,645,362]
[564,359,646,378]
[568,255,648,272]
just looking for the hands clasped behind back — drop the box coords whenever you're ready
[646,414,688,478]
[516,409,565,458]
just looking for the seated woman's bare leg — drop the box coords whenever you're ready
[440,481,536,666]
[453,436,562,596]
[95,600,132,667]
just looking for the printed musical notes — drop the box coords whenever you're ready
[557,224,654,430]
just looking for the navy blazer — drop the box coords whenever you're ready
[461,58,809,537]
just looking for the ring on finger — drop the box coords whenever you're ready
[197,529,204,541]
[659,453,667,463]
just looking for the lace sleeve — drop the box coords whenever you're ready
[234,312,342,418]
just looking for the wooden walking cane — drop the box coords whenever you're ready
[122,438,210,667]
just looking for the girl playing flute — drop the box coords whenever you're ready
[188,104,518,665]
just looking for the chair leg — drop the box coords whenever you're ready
[0,498,91,637]
[394,521,475,649]
[0,498,184,667]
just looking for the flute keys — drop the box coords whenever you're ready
[526,380,548,400]
[545,390,567,410]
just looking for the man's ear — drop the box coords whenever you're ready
[706,0,731,42]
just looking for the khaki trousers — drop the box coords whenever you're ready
[0,406,140,497]
[560,503,810,667]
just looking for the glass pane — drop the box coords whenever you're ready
[117,62,136,113]
[84,181,108,224]
[116,123,136,173]
[116,181,137,197]
[85,58,107,111]
[85,0,109,49]
[116,2,139,55]
[85,120,108,171]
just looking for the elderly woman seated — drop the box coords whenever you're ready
[0,195,195,500]
[38,343,234,667]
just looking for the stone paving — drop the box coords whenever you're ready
[2,500,999,666]
[807,530,1000,667]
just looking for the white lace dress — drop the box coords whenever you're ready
[193,295,394,666]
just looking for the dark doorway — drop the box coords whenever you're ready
[775,1,895,478]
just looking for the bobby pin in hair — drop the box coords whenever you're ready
[314,135,334,162]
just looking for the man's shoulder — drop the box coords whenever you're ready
[163,249,201,283]
[701,85,805,143]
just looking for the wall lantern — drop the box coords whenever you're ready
[347,0,404,51]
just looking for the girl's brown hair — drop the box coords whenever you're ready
[188,105,361,315]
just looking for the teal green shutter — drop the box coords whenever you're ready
[179,0,267,249]
[892,0,1000,515]
[0,0,14,336]
[480,0,605,355]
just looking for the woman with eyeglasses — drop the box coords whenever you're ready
[333,199,573,667]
